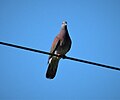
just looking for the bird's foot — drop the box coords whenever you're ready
[56,54,66,59]
[61,55,66,59]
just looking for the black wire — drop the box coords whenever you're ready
[0,41,120,71]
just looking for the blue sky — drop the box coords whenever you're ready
[0,0,120,99]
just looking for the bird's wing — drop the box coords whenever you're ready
[48,36,60,62]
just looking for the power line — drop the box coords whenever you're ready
[0,41,120,71]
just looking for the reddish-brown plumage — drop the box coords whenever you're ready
[46,21,72,79]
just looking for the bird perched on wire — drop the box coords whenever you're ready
[46,21,72,79]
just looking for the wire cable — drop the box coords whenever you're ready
[0,41,120,71]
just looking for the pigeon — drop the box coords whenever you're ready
[46,21,72,79]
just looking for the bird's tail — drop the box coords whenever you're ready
[46,56,60,79]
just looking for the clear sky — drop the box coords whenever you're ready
[0,0,120,100]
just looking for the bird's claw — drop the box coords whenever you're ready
[61,55,66,59]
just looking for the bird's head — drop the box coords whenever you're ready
[61,21,67,27]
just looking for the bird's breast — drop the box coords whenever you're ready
[56,36,71,55]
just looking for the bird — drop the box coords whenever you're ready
[46,21,72,79]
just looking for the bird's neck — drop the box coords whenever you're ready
[61,25,67,30]
[59,26,69,37]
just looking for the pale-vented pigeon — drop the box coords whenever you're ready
[46,21,72,79]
